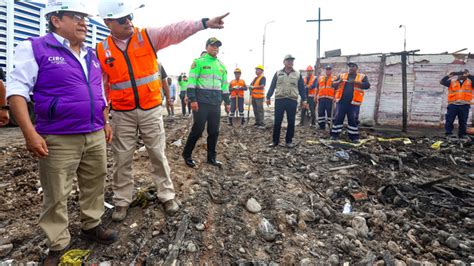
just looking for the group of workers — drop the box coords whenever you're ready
[0,0,472,265]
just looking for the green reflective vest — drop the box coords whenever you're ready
[187,53,229,105]
[179,79,188,92]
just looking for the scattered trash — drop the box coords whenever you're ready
[351,192,368,202]
[335,150,350,160]
[104,201,114,209]
[60,249,91,266]
[130,186,157,208]
[130,223,138,229]
[171,139,182,147]
[138,146,146,152]
[259,218,277,242]
[431,141,443,149]
[342,199,352,214]
[377,137,412,145]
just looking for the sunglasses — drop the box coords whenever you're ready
[62,12,88,22]
[115,14,133,25]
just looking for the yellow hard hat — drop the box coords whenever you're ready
[234,68,241,73]
[255,65,264,71]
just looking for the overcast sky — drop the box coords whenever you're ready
[37,0,474,82]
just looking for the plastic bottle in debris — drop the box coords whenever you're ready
[342,199,352,214]
[259,218,277,241]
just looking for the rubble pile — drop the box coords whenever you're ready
[0,117,473,265]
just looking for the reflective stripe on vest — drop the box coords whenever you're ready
[306,75,317,97]
[335,73,365,105]
[111,72,160,90]
[448,79,473,105]
[97,28,161,111]
[318,75,335,100]
[251,75,265,99]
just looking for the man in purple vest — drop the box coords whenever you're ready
[7,1,117,264]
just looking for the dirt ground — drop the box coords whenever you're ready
[0,108,473,265]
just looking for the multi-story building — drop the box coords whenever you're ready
[0,0,109,79]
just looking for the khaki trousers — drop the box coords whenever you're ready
[39,130,106,251]
[111,106,175,207]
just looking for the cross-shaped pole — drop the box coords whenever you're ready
[306,7,333,70]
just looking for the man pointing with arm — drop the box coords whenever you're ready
[97,0,229,221]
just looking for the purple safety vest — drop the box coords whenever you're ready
[30,33,105,135]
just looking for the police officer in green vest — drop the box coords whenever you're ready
[182,37,230,168]
[178,73,191,116]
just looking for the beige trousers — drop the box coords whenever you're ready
[111,106,175,207]
[39,130,106,251]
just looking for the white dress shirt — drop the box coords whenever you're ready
[7,33,105,102]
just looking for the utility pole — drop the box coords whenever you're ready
[262,20,275,69]
[390,49,420,133]
[306,7,332,71]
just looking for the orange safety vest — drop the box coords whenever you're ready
[305,75,317,97]
[335,73,366,106]
[317,75,335,100]
[251,75,265,99]
[230,79,246,98]
[448,79,473,105]
[97,28,162,111]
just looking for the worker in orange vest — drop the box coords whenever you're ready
[97,0,229,221]
[331,62,370,143]
[299,65,317,126]
[229,68,247,125]
[316,64,336,130]
[440,69,473,140]
[250,65,266,128]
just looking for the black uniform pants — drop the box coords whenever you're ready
[273,98,297,144]
[317,98,333,129]
[300,97,316,125]
[179,91,191,115]
[183,102,221,160]
[445,104,470,137]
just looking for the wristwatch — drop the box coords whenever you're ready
[201,18,210,29]
[1,105,9,110]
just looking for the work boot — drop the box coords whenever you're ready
[43,249,62,266]
[228,117,233,126]
[163,199,179,215]
[112,206,128,222]
[207,158,223,168]
[183,156,197,168]
[241,118,245,125]
[268,142,278,148]
[285,142,295,148]
[80,225,118,245]
[351,139,361,144]
[445,134,457,141]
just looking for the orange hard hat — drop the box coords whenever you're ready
[306,65,314,71]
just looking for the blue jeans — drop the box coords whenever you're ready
[273,98,297,144]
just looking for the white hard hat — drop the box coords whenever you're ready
[98,0,137,19]
[45,0,93,17]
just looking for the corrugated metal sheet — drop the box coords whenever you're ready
[321,53,474,127]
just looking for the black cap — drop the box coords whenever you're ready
[206,37,222,47]
[347,62,358,67]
